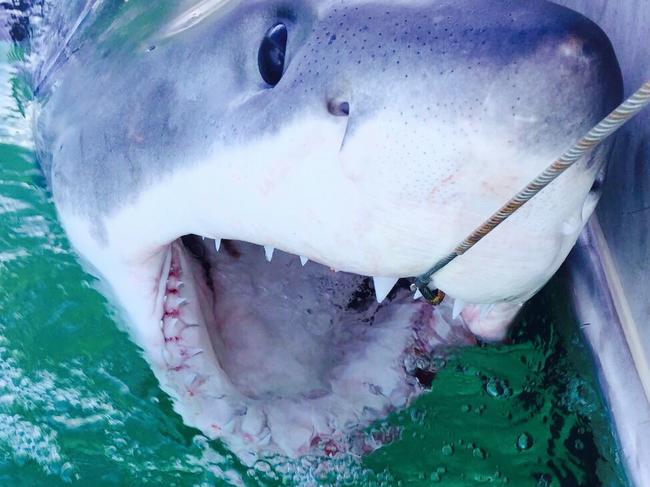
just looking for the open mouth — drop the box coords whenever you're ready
[156,235,477,458]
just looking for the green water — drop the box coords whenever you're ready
[0,41,628,486]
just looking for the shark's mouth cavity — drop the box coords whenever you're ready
[158,235,476,458]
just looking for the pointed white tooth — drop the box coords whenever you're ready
[300,255,309,266]
[164,295,187,311]
[452,298,465,319]
[480,304,494,320]
[214,238,221,252]
[184,373,199,388]
[183,347,203,360]
[373,277,399,303]
[413,289,423,300]
[264,246,275,262]
[162,317,179,334]
[162,348,181,368]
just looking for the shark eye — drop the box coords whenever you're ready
[258,23,287,86]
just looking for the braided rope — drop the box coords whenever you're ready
[414,80,650,301]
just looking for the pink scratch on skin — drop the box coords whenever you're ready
[429,173,455,201]
[259,157,299,197]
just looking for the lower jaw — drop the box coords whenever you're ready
[151,237,477,459]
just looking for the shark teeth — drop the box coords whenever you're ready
[480,303,494,320]
[372,277,399,303]
[164,295,188,312]
[184,372,206,390]
[181,347,203,360]
[264,246,275,262]
[192,235,430,307]
[452,298,465,319]
[241,407,267,437]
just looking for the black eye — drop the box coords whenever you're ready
[258,23,287,86]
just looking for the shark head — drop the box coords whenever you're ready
[32,0,622,459]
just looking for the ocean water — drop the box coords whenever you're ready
[0,38,629,486]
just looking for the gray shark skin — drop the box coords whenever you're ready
[15,0,630,464]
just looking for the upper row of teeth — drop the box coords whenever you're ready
[210,238,438,306]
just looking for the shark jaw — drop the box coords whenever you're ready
[152,234,483,459]
[47,111,543,461]
[53,180,528,463]
[53,166,526,463]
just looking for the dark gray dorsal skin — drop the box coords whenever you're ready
[25,0,626,461]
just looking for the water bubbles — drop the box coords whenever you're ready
[428,466,447,482]
[410,407,427,423]
[59,461,75,482]
[430,357,447,370]
[254,460,271,473]
[516,432,534,451]
[473,470,510,483]
[441,444,454,456]
[485,377,512,399]
[472,447,486,459]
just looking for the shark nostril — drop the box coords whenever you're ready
[328,100,350,117]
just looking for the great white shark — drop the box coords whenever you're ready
[8,0,628,461]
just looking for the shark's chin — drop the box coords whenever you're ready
[153,235,479,459]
